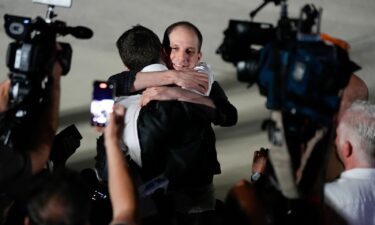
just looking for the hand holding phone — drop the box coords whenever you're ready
[90,81,114,127]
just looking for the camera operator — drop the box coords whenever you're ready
[0,49,62,198]
[324,100,375,225]
[325,74,369,181]
[24,105,138,225]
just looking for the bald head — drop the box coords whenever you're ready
[338,74,369,120]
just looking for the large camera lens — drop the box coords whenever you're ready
[4,14,32,41]
[236,60,259,85]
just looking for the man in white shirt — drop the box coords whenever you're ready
[324,100,375,225]
[115,27,213,168]
[107,25,220,225]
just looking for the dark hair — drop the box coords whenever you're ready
[162,21,203,54]
[27,169,91,225]
[116,25,162,71]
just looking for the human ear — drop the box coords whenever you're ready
[198,52,202,61]
[342,141,353,158]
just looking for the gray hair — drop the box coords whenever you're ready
[340,100,375,162]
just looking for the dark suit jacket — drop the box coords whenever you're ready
[137,100,221,189]
[108,71,238,127]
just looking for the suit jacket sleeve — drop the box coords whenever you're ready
[137,101,216,186]
[107,71,139,96]
[209,81,238,127]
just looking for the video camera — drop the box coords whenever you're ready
[217,0,360,125]
[0,0,92,148]
[218,1,362,219]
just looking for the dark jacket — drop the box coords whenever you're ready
[137,100,220,188]
[108,71,238,127]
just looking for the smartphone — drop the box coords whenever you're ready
[90,81,114,127]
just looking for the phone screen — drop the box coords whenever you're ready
[90,81,114,127]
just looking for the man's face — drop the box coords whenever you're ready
[168,26,202,70]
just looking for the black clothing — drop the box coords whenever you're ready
[107,71,238,127]
[137,100,220,186]
[108,71,140,96]
[0,146,32,198]
[106,70,232,224]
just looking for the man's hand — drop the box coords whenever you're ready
[140,86,181,106]
[252,148,269,174]
[104,104,126,147]
[141,86,216,109]
[0,78,10,113]
[170,70,208,94]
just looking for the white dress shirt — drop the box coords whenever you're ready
[324,168,375,225]
[117,63,213,167]
[117,64,168,167]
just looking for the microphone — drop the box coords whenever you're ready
[37,19,94,39]
[61,26,94,39]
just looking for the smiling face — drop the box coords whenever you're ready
[168,26,202,70]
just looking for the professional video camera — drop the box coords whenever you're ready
[218,1,361,223]
[0,0,92,148]
[217,0,360,125]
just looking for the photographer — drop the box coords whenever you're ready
[25,105,138,225]
[0,54,62,198]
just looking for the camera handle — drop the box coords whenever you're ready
[250,0,284,21]
[45,5,57,23]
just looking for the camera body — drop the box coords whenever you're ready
[218,2,361,220]
[0,2,92,148]
[5,15,73,74]
[217,1,359,125]
[5,14,73,108]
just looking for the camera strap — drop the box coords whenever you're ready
[267,110,330,199]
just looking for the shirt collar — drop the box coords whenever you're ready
[141,64,168,72]
[341,168,375,179]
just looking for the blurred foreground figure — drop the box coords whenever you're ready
[325,74,369,181]
[26,105,138,225]
[324,100,375,225]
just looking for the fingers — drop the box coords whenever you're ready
[113,104,126,117]
[252,148,269,163]
[140,95,151,107]
[174,70,209,93]
[140,87,161,106]
[259,148,269,156]
[104,104,126,141]
[140,87,175,106]
[140,88,156,106]
[253,150,260,158]
[191,83,207,95]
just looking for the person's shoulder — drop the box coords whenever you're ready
[141,100,185,116]
[107,71,131,82]
[140,100,206,122]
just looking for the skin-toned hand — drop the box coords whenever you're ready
[104,104,139,225]
[140,86,216,109]
[94,104,125,134]
[132,70,208,94]
[140,86,179,106]
[252,148,269,174]
[0,78,11,113]
[170,70,208,94]
[104,104,126,145]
